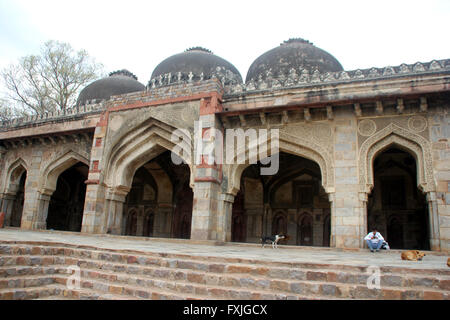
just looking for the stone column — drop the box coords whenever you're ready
[104,188,127,235]
[216,193,234,242]
[0,193,16,226]
[32,193,51,229]
[329,190,368,248]
[20,149,44,230]
[81,182,106,234]
[190,93,224,241]
[426,191,441,251]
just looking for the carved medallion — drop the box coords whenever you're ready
[408,116,427,133]
[358,119,377,137]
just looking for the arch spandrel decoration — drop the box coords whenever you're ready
[359,123,434,193]
[226,131,334,196]
[103,117,193,193]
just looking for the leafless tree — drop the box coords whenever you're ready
[1,40,104,120]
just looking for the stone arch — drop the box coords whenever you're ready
[40,150,90,196]
[359,123,434,193]
[103,117,193,192]
[226,131,334,195]
[297,211,314,246]
[272,210,287,235]
[3,158,28,194]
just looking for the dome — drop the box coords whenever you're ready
[150,47,243,84]
[246,38,343,83]
[76,70,145,106]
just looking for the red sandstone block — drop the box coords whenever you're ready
[127,256,138,264]
[439,280,450,291]
[0,292,14,300]
[423,291,444,300]
[208,288,228,298]
[306,271,327,281]
[42,257,54,265]
[209,264,225,273]
[327,271,338,282]
[381,289,402,300]
[16,257,26,265]
[136,290,149,299]
[109,285,123,295]
[187,273,205,284]
[31,247,41,255]
[226,265,254,274]
[270,280,289,292]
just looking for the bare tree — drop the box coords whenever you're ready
[1,40,104,119]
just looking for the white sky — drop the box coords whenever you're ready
[0,0,449,90]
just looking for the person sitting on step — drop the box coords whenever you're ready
[364,228,385,252]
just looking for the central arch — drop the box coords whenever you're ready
[101,117,193,236]
[230,151,331,246]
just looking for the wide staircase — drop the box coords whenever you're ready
[0,240,449,300]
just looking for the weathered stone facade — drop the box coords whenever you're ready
[0,41,449,252]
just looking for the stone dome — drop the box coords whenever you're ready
[76,70,145,106]
[246,38,343,83]
[150,47,243,84]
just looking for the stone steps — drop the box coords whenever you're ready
[0,241,449,300]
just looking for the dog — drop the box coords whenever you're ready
[447,257,450,268]
[261,234,285,249]
[401,250,426,261]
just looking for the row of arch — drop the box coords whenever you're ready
[0,120,436,250]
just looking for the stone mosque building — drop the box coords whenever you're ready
[0,38,449,252]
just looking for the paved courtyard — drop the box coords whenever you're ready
[0,228,448,271]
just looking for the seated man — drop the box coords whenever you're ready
[364,228,385,252]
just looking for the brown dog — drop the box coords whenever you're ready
[447,257,450,267]
[401,250,426,261]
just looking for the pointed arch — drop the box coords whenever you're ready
[359,123,434,193]
[103,117,193,191]
[3,158,28,194]
[40,150,90,195]
[226,131,334,195]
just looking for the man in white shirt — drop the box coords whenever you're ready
[364,228,385,252]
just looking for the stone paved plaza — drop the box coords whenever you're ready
[0,228,448,271]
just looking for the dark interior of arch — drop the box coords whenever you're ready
[124,150,193,239]
[46,162,88,232]
[367,147,429,250]
[231,152,331,246]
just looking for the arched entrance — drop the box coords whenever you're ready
[9,171,26,227]
[367,147,429,250]
[231,190,246,242]
[231,152,331,246]
[46,162,88,232]
[123,150,193,239]
[297,213,313,246]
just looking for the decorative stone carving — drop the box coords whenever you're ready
[408,115,427,133]
[358,123,434,193]
[358,119,377,137]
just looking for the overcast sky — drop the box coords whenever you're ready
[0,0,449,91]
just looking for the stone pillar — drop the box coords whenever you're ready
[329,191,368,248]
[191,181,220,240]
[190,93,224,241]
[0,194,16,226]
[32,193,51,229]
[20,149,44,230]
[104,188,128,235]
[426,191,441,251]
[81,182,106,234]
[331,117,367,248]
[216,193,234,242]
